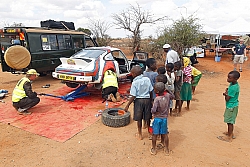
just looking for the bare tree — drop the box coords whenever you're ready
[88,19,112,46]
[1,21,25,27]
[11,22,25,27]
[112,3,165,52]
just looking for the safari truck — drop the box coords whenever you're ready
[0,27,98,75]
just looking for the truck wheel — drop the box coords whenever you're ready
[101,108,130,127]
[66,82,79,88]
[4,45,31,69]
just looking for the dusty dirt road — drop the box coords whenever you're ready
[0,54,250,167]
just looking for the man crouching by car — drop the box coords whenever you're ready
[12,69,40,115]
[102,69,121,102]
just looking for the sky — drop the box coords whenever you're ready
[0,0,250,38]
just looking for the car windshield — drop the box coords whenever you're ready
[71,49,105,59]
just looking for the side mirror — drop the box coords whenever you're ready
[91,35,97,42]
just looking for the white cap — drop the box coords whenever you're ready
[163,44,171,48]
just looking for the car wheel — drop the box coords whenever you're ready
[4,45,31,69]
[101,108,130,127]
[39,72,47,77]
[66,82,79,88]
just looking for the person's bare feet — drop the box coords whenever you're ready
[148,133,152,140]
[116,92,121,102]
[223,132,236,139]
[173,112,180,117]
[185,107,190,111]
[164,148,170,156]
[110,93,117,102]
[135,133,143,140]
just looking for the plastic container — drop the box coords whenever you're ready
[105,100,109,109]
[215,56,221,62]
[149,118,154,134]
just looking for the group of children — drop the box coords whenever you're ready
[123,52,242,156]
[124,57,202,155]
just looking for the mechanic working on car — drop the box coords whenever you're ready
[102,69,121,102]
[12,69,40,115]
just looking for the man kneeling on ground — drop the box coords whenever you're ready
[102,69,121,102]
[12,69,40,115]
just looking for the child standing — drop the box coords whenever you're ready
[157,66,166,75]
[150,82,174,155]
[165,63,175,116]
[143,58,158,97]
[174,61,183,116]
[143,58,158,129]
[191,66,202,94]
[217,71,240,142]
[125,66,153,140]
[180,57,192,110]
[156,74,167,85]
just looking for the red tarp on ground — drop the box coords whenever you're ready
[0,81,131,142]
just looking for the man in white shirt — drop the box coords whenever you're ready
[163,44,180,65]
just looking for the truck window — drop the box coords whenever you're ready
[73,38,83,49]
[27,33,41,53]
[41,34,58,50]
[57,35,72,50]
[85,36,96,47]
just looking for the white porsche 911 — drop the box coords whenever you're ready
[52,46,148,88]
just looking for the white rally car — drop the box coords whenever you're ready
[52,47,148,88]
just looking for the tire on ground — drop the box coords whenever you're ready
[4,45,31,69]
[101,108,130,127]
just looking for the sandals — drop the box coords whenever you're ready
[150,148,156,155]
[156,143,164,149]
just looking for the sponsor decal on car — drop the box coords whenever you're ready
[67,59,76,65]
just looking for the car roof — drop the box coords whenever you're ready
[85,46,120,51]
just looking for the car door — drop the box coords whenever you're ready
[111,50,129,74]
[131,51,148,71]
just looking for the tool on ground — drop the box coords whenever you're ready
[42,84,50,88]
[38,85,89,101]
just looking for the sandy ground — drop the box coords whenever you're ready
[1,54,250,167]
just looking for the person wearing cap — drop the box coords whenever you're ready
[163,44,180,65]
[12,69,40,115]
[232,38,247,72]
